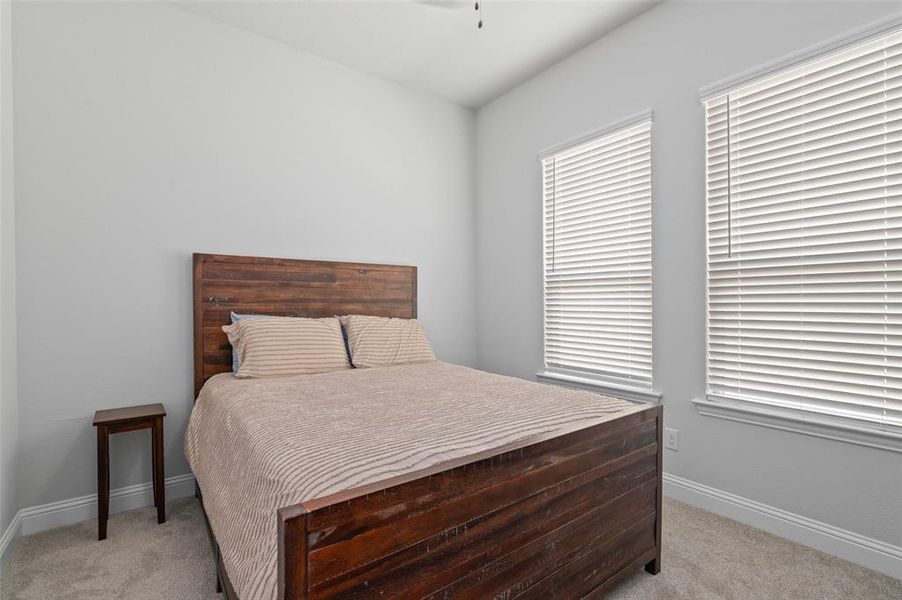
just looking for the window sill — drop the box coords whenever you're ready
[536,370,662,404]
[693,396,902,454]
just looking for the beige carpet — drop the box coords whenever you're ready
[1,496,899,600]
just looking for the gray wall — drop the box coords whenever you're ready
[475,0,902,546]
[1,0,18,537]
[12,2,477,510]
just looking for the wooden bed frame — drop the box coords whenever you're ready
[192,253,663,600]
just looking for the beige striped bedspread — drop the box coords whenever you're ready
[185,361,642,600]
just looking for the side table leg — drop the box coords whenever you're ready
[151,430,159,510]
[97,426,109,540]
[153,416,166,524]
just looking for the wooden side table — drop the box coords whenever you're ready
[92,403,166,540]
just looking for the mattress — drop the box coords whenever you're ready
[185,361,643,600]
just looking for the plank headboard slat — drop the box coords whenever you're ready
[192,253,417,398]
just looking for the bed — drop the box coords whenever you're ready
[189,253,663,600]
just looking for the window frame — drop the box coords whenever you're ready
[696,17,902,452]
[535,111,660,404]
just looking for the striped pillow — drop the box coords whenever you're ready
[223,316,350,378]
[340,315,435,368]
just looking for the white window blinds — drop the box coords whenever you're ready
[704,29,902,430]
[542,120,653,389]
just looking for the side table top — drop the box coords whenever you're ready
[93,403,166,426]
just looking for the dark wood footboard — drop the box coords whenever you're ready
[275,404,663,600]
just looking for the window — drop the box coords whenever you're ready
[703,29,901,437]
[539,118,653,394]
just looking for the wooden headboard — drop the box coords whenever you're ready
[193,253,417,397]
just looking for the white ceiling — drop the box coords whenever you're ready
[175,0,661,108]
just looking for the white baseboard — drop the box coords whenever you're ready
[663,473,902,580]
[0,473,195,574]
[0,509,22,576]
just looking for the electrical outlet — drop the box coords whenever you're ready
[664,427,679,451]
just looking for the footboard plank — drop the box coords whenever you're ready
[278,404,663,600]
